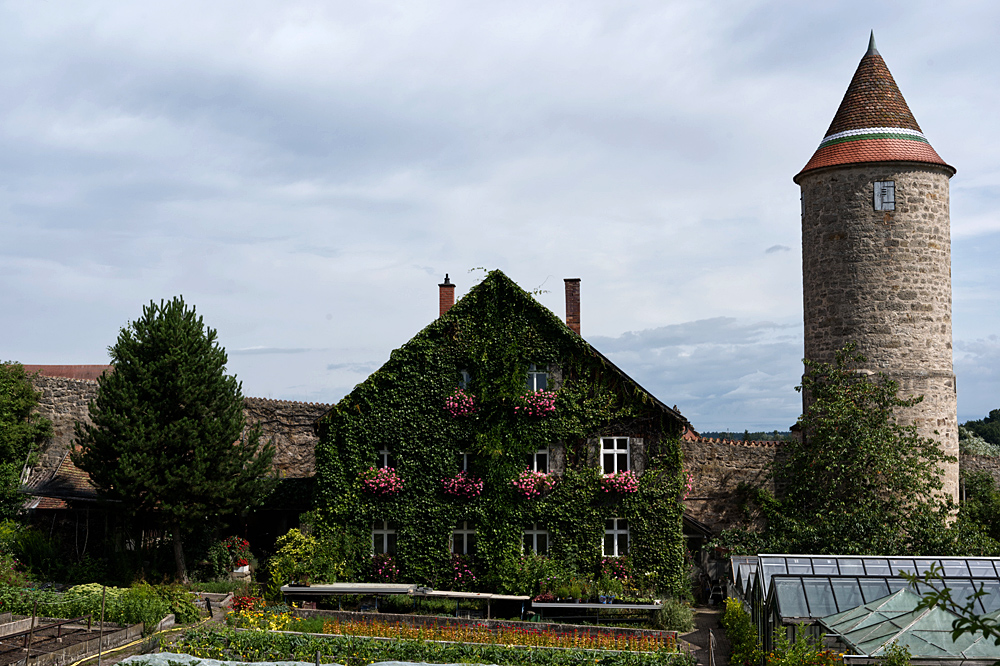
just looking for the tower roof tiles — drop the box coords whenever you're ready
[795,33,954,180]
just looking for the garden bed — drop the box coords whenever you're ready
[176,625,694,666]
[0,615,142,666]
[291,608,676,642]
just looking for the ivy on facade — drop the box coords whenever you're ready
[314,270,689,595]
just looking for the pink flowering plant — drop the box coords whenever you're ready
[600,470,639,494]
[372,554,399,582]
[359,466,404,497]
[515,389,557,416]
[601,556,633,583]
[682,469,694,500]
[450,553,477,591]
[442,470,483,498]
[511,468,557,499]
[444,388,476,417]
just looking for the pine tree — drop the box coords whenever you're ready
[0,363,52,519]
[73,297,275,582]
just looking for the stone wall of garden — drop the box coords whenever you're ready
[680,437,783,534]
[25,375,331,488]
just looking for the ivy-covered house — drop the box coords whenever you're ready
[314,270,693,596]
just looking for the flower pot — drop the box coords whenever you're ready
[233,565,250,574]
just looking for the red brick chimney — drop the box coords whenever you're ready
[439,274,455,317]
[564,278,581,334]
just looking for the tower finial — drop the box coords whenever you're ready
[867,30,878,56]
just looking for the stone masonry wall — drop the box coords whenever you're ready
[25,376,99,488]
[799,163,959,502]
[243,397,331,478]
[680,437,783,534]
[25,375,330,488]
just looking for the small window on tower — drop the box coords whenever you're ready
[874,181,895,211]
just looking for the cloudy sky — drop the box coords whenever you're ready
[2,1,998,432]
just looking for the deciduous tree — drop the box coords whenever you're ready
[73,297,274,582]
[720,344,959,555]
[0,363,52,519]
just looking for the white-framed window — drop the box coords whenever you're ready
[874,180,895,211]
[458,369,472,389]
[453,521,476,555]
[604,518,629,557]
[523,523,549,555]
[526,364,548,392]
[373,520,397,555]
[602,437,630,474]
[377,447,395,469]
[527,447,549,473]
[457,452,472,473]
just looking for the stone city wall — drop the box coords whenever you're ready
[680,437,784,535]
[25,375,330,487]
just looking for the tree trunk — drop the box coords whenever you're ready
[172,520,189,584]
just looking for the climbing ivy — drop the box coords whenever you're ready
[314,271,688,595]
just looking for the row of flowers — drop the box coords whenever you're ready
[444,388,559,418]
[360,467,648,498]
[226,606,676,652]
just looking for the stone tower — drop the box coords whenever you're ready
[794,34,958,502]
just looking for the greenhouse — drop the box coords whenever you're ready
[821,588,1000,665]
[729,555,1000,657]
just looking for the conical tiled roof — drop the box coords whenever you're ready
[795,33,953,180]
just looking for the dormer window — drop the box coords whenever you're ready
[526,364,548,392]
[874,181,895,211]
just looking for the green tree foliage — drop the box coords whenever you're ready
[957,471,1000,548]
[963,410,1000,447]
[0,363,52,519]
[720,344,958,555]
[73,297,275,582]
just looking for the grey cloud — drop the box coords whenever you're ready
[326,362,380,373]
[591,319,803,431]
[765,245,791,254]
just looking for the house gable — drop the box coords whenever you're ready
[314,269,689,595]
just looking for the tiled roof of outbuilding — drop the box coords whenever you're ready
[796,33,953,180]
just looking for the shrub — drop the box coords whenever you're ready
[653,597,694,632]
[882,641,911,666]
[721,597,762,666]
[266,528,348,598]
[765,626,840,666]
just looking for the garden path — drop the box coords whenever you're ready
[678,606,729,666]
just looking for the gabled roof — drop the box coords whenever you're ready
[22,451,98,505]
[795,33,953,181]
[322,270,690,430]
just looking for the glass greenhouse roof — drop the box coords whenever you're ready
[730,556,757,599]
[820,589,1000,659]
[758,555,1000,595]
[771,574,1000,620]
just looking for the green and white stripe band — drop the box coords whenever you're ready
[819,127,928,148]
